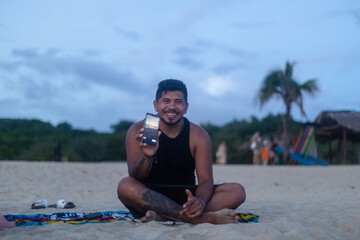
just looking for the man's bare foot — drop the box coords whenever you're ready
[196,209,238,225]
[140,210,179,223]
[140,209,238,225]
[140,210,157,223]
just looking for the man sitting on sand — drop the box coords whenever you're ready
[117,79,246,224]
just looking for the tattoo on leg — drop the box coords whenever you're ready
[141,190,188,222]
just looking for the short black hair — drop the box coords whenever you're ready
[156,79,188,103]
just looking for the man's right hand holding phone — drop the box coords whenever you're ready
[129,128,162,180]
[137,128,161,158]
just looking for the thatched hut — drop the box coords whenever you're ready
[315,110,360,164]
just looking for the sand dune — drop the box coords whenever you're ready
[0,161,359,239]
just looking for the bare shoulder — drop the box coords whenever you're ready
[189,121,212,164]
[189,121,211,142]
[130,120,144,130]
[126,120,144,138]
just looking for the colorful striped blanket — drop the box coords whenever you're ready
[5,211,259,226]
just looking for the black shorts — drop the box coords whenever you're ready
[128,183,222,219]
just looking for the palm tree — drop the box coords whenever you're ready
[257,61,319,163]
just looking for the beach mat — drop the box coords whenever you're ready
[5,211,259,226]
[4,211,137,226]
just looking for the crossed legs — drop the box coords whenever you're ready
[117,177,246,224]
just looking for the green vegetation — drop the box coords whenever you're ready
[0,116,358,164]
[0,119,128,162]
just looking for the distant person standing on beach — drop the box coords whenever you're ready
[261,140,270,166]
[270,137,279,164]
[250,131,262,165]
[215,141,227,164]
[117,79,246,224]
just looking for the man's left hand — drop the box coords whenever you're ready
[180,189,205,218]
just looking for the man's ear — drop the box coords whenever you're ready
[153,100,158,112]
[184,102,189,114]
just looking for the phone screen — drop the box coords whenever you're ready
[142,113,160,146]
[144,114,160,130]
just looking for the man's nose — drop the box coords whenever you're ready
[168,101,176,108]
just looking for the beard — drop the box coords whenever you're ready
[160,115,183,126]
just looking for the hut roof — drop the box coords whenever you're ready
[315,110,360,141]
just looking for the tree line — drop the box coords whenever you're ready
[0,119,128,162]
[0,116,358,164]
[0,115,297,164]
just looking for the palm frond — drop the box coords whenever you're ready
[256,61,319,114]
[300,79,319,96]
[284,61,296,80]
[257,70,285,106]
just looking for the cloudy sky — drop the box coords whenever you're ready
[1,0,359,132]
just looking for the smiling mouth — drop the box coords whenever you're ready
[164,110,179,116]
[161,113,182,126]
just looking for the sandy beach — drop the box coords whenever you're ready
[0,161,359,239]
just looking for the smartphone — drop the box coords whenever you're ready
[141,113,160,146]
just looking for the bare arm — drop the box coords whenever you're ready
[193,125,214,208]
[181,124,214,218]
[126,121,160,180]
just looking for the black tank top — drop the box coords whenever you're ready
[143,117,196,185]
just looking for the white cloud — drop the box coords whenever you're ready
[202,76,234,97]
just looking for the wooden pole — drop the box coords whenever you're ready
[328,139,332,164]
[337,136,341,164]
[357,142,360,164]
[358,142,360,164]
[343,128,347,164]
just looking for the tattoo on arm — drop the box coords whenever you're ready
[144,156,153,175]
[141,190,190,222]
[131,156,153,178]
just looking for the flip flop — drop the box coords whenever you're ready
[31,199,48,209]
[56,199,76,209]
[0,213,15,230]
